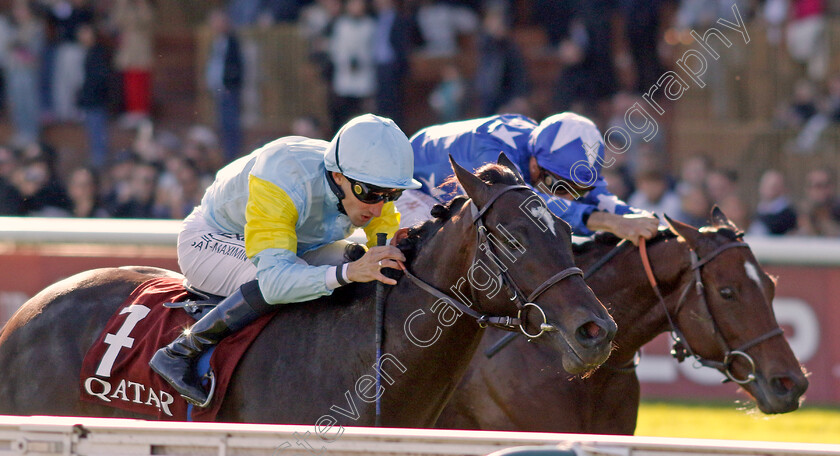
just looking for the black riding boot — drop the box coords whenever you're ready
[149,280,271,406]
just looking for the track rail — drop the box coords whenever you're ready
[0,415,839,456]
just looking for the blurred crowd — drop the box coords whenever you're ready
[0,0,838,238]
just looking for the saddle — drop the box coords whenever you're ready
[79,277,274,421]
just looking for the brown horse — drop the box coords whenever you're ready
[0,158,616,426]
[437,208,808,433]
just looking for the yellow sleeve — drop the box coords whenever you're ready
[245,175,299,258]
[363,201,400,248]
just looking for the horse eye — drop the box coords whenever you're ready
[719,287,735,300]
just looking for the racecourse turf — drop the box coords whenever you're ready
[635,400,840,444]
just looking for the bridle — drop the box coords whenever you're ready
[399,184,583,339]
[639,237,785,385]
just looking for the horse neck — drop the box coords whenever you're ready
[380,212,489,425]
[582,238,693,366]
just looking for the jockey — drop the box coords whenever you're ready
[150,114,421,405]
[407,112,659,243]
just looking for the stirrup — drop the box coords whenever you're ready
[182,369,216,408]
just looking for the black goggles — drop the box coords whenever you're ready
[348,177,403,204]
[541,169,594,196]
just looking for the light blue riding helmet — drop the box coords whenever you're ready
[528,112,606,186]
[324,113,422,190]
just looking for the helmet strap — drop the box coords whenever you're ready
[325,169,347,215]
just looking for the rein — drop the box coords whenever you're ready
[638,237,785,385]
[483,239,630,359]
[398,184,582,338]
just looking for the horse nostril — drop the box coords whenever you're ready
[576,321,605,345]
[770,375,796,396]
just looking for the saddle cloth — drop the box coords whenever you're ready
[79,277,274,421]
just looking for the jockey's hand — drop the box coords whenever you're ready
[614,213,660,245]
[346,245,406,286]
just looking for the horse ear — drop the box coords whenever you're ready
[450,155,491,207]
[710,205,739,230]
[664,214,702,249]
[497,152,526,184]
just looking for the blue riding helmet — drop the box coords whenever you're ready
[528,112,606,187]
[324,113,422,190]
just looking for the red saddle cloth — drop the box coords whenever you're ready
[79,277,274,421]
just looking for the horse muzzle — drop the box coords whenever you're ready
[547,315,616,375]
[747,369,809,414]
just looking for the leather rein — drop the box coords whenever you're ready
[398,184,583,339]
[638,237,785,385]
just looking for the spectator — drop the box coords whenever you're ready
[110,0,155,129]
[205,9,244,162]
[291,115,326,139]
[299,0,341,83]
[604,91,667,176]
[797,169,840,236]
[5,1,45,147]
[66,165,107,217]
[42,0,93,122]
[262,0,304,23]
[601,166,633,202]
[776,78,818,128]
[0,146,23,215]
[328,0,375,131]
[629,169,682,220]
[415,0,478,57]
[677,184,711,228]
[705,168,739,204]
[77,23,111,169]
[154,157,204,219]
[183,124,225,179]
[552,1,618,116]
[13,156,71,216]
[104,159,159,218]
[786,0,827,81]
[227,0,265,27]
[474,5,528,116]
[676,155,711,196]
[618,0,668,95]
[372,0,414,125]
[428,63,465,123]
[749,169,798,235]
[101,148,136,210]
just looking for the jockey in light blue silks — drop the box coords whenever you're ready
[400,112,659,242]
[151,114,420,406]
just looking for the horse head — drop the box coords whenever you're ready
[402,154,616,374]
[662,207,808,413]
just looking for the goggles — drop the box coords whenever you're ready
[348,176,403,204]
[541,169,593,197]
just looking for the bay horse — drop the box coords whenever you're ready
[0,157,616,426]
[437,208,808,433]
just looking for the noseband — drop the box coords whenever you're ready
[399,184,583,339]
[639,238,785,385]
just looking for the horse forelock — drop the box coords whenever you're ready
[440,163,520,191]
[397,196,470,265]
[475,163,520,186]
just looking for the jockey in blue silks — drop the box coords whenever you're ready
[406,112,659,242]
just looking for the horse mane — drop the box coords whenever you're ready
[397,164,520,265]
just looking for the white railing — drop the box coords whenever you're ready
[0,415,838,456]
[3,217,840,266]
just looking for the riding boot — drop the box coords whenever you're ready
[149,280,271,405]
